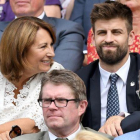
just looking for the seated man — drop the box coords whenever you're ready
[0,0,84,72]
[114,72,140,140]
[76,1,140,137]
[13,69,113,140]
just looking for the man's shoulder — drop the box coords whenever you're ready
[130,53,140,69]
[76,59,99,78]
[0,21,10,31]
[43,16,84,35]
[83,127,114,140]
[13,131,48,140]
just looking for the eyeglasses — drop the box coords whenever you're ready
[9,125,21,138]
[38,98,80,108]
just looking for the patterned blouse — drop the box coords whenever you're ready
[0,62,64,131]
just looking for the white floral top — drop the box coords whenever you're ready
[0,62,64,131]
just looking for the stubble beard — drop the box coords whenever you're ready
[96,42,129,65]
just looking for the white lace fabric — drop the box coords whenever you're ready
[0,62,64,131]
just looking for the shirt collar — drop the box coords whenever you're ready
[15,11,45,19]
[38,11,45,19]
[99,55,130,87]
[49,124,81,140]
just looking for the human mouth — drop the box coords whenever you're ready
[41,60,51,64]
[16,0,29,5]
[101,44,117,50]
[47,115,61,119]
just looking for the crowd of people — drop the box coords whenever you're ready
[0,0,140,140]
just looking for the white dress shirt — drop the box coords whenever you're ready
[99,56,130,126]
[15,11,45,19]
[49,124,81,140]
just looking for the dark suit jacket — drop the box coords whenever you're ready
[13,125,114,140]
[70,0,105,51]
[0,15,84,72]
[76,53,140,133]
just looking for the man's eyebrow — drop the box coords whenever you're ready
[96,30,106,33]
[112,29,124,32]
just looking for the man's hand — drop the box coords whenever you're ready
[99,116,124,137]
[0,131,11,140]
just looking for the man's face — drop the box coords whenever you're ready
[42,82,87,135]
[10,0,44,17]
[93,18,134,65]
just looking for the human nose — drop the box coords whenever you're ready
[104,32,114,43]
[49,100,58,109]
[46,46,55,57]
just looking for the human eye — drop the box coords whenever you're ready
[43,98,51,104]
[97,30,106,35]
[112,30,122,35]
[50,43,54,47]
[56,98,66,103]
[40,44,47,49]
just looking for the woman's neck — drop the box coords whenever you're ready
[12,73,35,99]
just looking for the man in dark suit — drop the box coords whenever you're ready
[13,70,113,140]
[76,1,140,137]
[70,0,105,65]
[0,0,84,72]
[114,72,140,140]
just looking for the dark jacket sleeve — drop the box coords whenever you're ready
[121,111,140,133]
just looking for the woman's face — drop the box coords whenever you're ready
[119,0,140,10]
[26,28,55,75]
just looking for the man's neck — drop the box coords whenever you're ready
[49,123,80,139]
[99,53,129,73]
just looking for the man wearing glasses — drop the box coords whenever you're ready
[13,69,113,140]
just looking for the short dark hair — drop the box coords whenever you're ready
[91,1,133,33]
[0,16,56,82]
[39,69,87,101]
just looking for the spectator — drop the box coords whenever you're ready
[60,0,74,19]
[0,0,62,20]
[44,0,61,18]
[0,0,84,72]
[0,0,14,21]
[13,69,113,140]
[0,16,64,140]
[76,1,140,137]
[64,0,75,20]
[70,0,105,65]
[87,0,140,64]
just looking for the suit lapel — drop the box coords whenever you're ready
[126,54,139,113]
[89,66,101,130]
[43,15,56,28]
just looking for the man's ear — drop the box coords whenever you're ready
[128,30,135,46]
[78,100,88,117]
